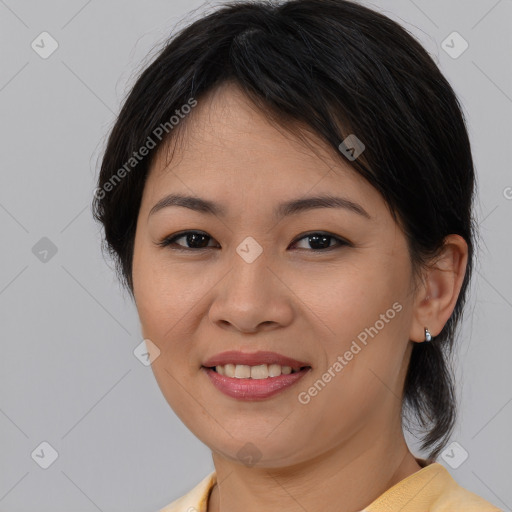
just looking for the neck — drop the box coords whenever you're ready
[207,429,423,512]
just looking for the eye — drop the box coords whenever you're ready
[290,231,350,251]
[157,230,350,252]
[157,230,218,251]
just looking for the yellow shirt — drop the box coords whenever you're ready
[159,459,502,512]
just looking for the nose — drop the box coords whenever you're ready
[208,249,294,334]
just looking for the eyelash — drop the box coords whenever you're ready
[156,230,351,253]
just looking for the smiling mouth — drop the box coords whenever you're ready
[203,364,311,379]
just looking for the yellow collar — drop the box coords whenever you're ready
[160,461,501,512]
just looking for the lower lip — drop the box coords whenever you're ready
[201,366,311,401]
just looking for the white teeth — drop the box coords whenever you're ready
[268,363,282,377]
[224,364,235,377]
[214,363,297,378]
[250,364,268,379]
[234,364,251,378]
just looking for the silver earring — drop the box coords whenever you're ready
[424,327,432,342]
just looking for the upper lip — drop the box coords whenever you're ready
[202,351,311,371]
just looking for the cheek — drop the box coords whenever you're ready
[296,256,406,336]
[133,260,207,417]
[133,247,201,335]
[302,256,411,393]
[132,252,215,396]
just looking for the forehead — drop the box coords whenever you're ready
[142,82,382,219]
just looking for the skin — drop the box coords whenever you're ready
[131,81,468,512]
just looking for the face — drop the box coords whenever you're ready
[132,82,420,468]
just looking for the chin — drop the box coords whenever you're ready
[205,429,312,468]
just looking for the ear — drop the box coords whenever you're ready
[409,234,469,343]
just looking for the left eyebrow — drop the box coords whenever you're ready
[148,193,371,220]
[275,195,371,220]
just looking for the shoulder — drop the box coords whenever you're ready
[430,471,503,512]
[364,463,502,512]
[434,486,503,511]
[158,471,217,512]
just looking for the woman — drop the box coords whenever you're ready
[92,0,501,510]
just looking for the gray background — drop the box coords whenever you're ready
[0,0,510,511]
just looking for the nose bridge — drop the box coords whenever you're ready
[209,236,292,331]
[228,235,275,300]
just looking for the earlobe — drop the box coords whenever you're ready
[410,234,468,343]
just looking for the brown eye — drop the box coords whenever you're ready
[291,232,350,251]
[157,231,219,250]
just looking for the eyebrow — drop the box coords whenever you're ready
[148,193,371,220]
